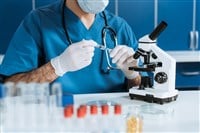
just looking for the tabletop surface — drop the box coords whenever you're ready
[74,90,200,132]
[1,90,199,132]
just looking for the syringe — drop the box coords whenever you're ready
[94,44,112,52]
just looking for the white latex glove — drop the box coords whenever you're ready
[51,40,96,76]
[110,45,139,79]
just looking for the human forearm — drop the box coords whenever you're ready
[5,62,58,83]
[127,75,141,89]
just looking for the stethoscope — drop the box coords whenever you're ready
[62,0,118,74]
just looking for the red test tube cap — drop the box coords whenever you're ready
[114,104,122,115]
[80,104,87,114]
[77,106,86,118]
[101,104,109,115]
[90,105,98,115]
[64,105,74,118]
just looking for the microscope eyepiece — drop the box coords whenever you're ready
[149,21,167,40]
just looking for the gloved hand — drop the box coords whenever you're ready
[51,40,96,76]
[110,45,139,79]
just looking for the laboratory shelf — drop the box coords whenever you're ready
[167,50,200,62]
[167,51,200,88]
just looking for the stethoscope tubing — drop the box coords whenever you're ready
[62,0,118,73]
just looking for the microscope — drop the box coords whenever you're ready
[129,21,178,104]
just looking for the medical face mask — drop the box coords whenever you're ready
[77,0,109,14]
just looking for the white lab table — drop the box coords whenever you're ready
[74,90,200,132]
[1,90,199,132]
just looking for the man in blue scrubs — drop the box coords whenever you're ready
[0,0,141,94]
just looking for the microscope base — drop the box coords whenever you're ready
[129,88,178,104]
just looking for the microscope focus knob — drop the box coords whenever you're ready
[151,53,157,59]
[155,72,168,84]
[133,51,140,59]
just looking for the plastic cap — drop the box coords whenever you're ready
[62,93,74,107]
[114,104,122,115]
[64,105,74,118]
[90,105,98,115]
[80,104,87,114]
[0,84,6,98]
[101,104,109,115]
[77,106,86,118]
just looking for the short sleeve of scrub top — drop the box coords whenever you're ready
[0,1,139,94]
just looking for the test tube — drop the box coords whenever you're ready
[34,83,50,131]
[34,82,49,105]
[4,82,16,97]
[17,82,37,130]
[0,84,6,132]
[51,83,62,107]
[2,82,22,131]
[16,82,36,104]
[49,83,63,131]
[95,44,112,52]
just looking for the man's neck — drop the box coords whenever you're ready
[66,0,95,29]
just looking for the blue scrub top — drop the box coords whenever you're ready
[0,0,138,94]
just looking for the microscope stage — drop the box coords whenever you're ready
[129,87,178,104]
